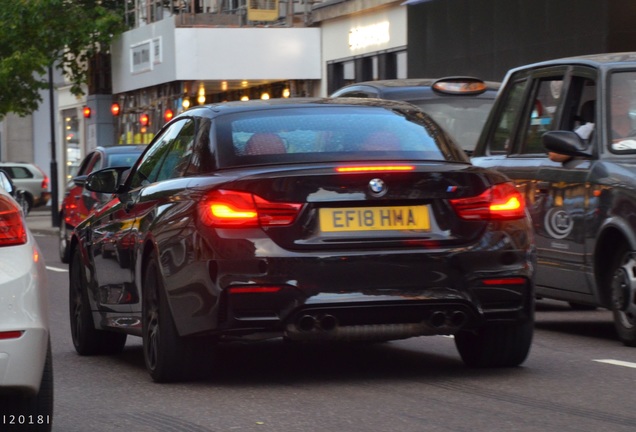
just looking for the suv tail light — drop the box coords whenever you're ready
[0,195,27,246]
[449,183,525,221]
[199,190,302,228]
[34,165,49,190]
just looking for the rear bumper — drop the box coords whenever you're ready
[0,328,49,395]
[0,239,50,395]
[198,245,535,340]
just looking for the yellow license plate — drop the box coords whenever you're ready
[319,206,430,232]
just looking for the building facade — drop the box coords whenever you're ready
[4,0,636,213]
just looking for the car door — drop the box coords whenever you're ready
[473,66,597,295]
[91,118,197,317]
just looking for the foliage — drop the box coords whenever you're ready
[0,0,126,118]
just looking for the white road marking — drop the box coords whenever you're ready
[46,266,68,273]
[593,359,636,369]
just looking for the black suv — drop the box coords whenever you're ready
[472,52,636,346]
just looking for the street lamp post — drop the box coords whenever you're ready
[48,64,59,228]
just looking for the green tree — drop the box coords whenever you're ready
[0,0,126,118]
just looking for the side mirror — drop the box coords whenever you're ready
[72,174,88,187]
[85,167,131,194]
[542,131,593,158]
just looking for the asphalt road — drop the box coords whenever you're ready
[28,226,636,432]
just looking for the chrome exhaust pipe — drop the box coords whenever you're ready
[428,311,446,328]
[449,311,467,328]
[297,315,317,332]
[319,314,338,331]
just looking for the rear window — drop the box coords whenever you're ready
[107,153,142,168]
[214,106,467,168]
[410,98,495,152]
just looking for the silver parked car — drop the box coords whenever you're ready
[0,162,51,214]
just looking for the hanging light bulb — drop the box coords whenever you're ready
[282,88,291,98]
[197,83,206,105]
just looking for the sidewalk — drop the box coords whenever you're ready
[26,207,60,236]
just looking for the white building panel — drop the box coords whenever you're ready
[112,16,321,94]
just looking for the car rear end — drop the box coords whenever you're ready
[0,188,49,396]
[188,101,534,343]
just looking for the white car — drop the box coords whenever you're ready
[0,170,52,431]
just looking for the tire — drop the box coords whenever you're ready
[58,215,70,264]
[17,191,30,216]
[69,248,127,355]
[142,251,215,382]
[22,192,33,215]
[455,319,534,368]
[608,249,636,346]
[0,340,53,431]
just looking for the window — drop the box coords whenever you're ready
[490,79,528,154]
[520,78,564,154]
[215,106,463,168]
[609,71,636,152]
[129,119,190,188]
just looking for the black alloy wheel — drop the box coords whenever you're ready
[454,318,534,368]
[142,250,216,382]
[609,249,636,346]
[69,248,127,355]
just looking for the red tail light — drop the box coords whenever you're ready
[482,277,527,286]
[0,330,24,340]
[336,165,415,173]
[449,183,525,221]
[228,286,282,294]
[41,176,49,190]
[199,190,302,228]
[0,196,27,246]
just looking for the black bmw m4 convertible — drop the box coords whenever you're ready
[69,97,535,382]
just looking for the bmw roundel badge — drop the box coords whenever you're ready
[369,178,386,195]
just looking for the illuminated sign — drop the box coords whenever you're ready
[349,22,390,50]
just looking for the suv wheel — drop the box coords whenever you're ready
[69,248,127,355]
[454,319,533,367]
[609,249,636,346]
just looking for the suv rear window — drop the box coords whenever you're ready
[215,106,467,168]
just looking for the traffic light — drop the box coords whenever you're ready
[140,113,149,127]
[82,106,91,118]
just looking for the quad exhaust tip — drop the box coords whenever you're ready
[295,310,468,333]
[296,314,338,332]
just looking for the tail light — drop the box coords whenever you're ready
[0,330,24,340]
[0,195,27,246]
[199,190,302,228]
[449,182,525,221]
[35,165,49,190]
